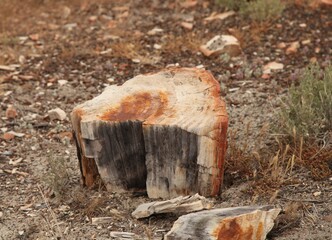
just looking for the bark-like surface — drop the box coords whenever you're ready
[71,67,228,198]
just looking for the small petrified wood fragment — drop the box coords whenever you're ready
[132,194,212,219]
[165,206,281,240]
[71,67,228,198]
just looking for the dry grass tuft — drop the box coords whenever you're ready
[264,139,295,184]
[298,142,332,180]
[225,123,271,180]
[163,33,200,54]
[271,202,304,236]
[110,40,143,60]
[84,196,106,221]
[227,127,331,198]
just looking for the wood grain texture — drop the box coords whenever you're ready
[165,206,281,240]
[71,67,228,198]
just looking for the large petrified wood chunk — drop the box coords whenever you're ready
[71,67,228,198]
[165,206,281,240]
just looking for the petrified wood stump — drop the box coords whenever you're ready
[71,67,228,199]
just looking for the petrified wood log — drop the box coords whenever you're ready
[71,67,228,198]
[165,206,281,240]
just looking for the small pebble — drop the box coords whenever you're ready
[6,105,18,119]
[313,191,321,197]
[3,132,15,140]
[48,108,67,121]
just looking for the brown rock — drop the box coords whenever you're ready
[179,0,197,8]
[88,16,97,22]
[261,73,271,79]
[286,41,300,55]
[310,57,318,63]
[3,132,15,140]
[58,131,73,140]
[0,65,15,71]
[29,34,39,41]
[180,22,193,30]
[277,42,286,49]
[165,206,281,240]
[263,62,284,74]
[71,68,228,198]
[6,105,17,119]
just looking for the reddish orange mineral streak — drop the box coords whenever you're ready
[99,91,169,122]
[213,218,255,240]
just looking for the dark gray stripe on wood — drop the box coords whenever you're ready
[95,121,147,190]
[144,125,199,198]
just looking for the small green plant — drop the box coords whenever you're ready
[279,64,332,141]
[217,0,285,22]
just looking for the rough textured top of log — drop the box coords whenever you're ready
[73,67,226,140]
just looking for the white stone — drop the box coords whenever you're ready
[263,62,284,74]
[48,108,67,121]
[200,35,242,57]
[147,27,163,35]
[58,79,68,86]
[107,78,115,83]
[153,44,162,50]
[313,191,322,197]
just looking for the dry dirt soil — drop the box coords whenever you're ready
[0,0,332,239]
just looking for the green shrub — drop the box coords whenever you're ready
[217,0,285,22]
[240,0,285,22]
[279,64,332,141]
